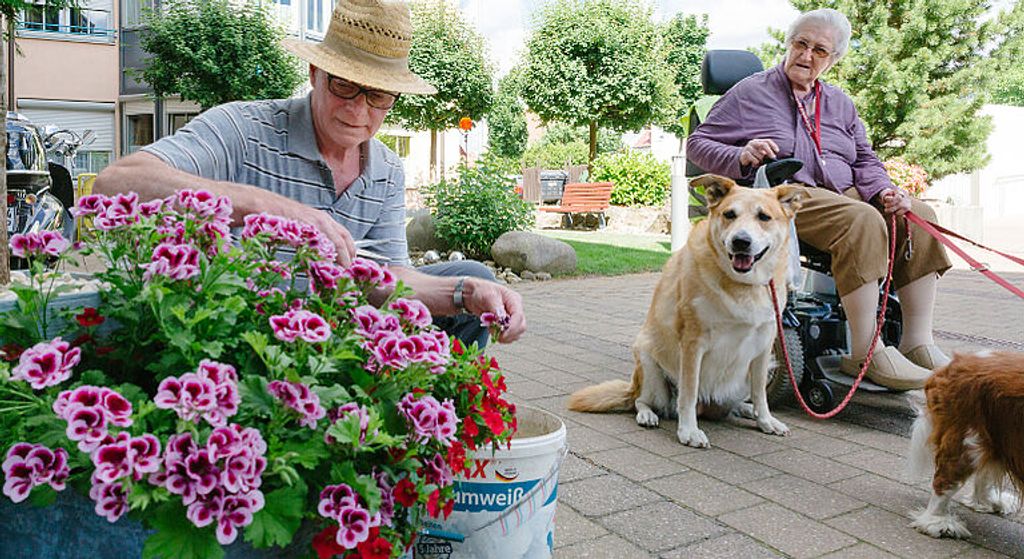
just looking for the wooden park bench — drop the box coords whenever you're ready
[539,182,614,228]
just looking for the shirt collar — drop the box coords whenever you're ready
[285,93,322,162]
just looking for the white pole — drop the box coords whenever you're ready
[670,155,689,252]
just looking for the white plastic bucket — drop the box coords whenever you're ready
[414,406,567,559]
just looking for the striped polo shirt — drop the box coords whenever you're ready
[142,94,410,266]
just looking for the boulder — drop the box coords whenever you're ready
[405,213,448,252]
[491,231,576,275]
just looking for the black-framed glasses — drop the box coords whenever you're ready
[791,38,833,60]
[327,75,401,110]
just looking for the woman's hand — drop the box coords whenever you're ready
[879,188,912,216]
[739,138,780,167]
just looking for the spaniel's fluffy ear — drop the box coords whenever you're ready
[774,184,808,218]
[690,174,737,209]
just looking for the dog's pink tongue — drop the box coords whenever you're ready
[732,254,754,272]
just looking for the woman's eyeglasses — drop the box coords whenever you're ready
[791,38,833,60]
[327,75,400,110]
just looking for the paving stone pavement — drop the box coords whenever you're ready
[487,270,1024,558]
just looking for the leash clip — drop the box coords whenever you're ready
[971,262,991,273]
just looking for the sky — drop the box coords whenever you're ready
[457,0,802,77]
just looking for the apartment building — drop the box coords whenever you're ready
[12,0,119,175]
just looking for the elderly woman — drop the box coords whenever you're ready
[687,8,951,391]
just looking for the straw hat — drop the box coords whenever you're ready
[284,0,437,95]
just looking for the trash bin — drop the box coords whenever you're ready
[539,171,568,203]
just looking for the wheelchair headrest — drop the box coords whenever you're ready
[702,50,765,95]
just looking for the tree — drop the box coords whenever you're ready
[486,71,527,160]
[388,0,494,182]
[519,0,673,166]
[990,65,1024,106]
[1,0,76,284]
[657,13,710,144]
[765,1,1024,179]
[139,0,303,111]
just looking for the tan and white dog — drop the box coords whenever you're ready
[907,350,1023,538]
[569,175,805,448]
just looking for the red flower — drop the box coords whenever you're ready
[462,416,479,439]
[451,338,464,356]
[489,356,500,370]
[446,441,467,475]
[312,525,347,559]
[426,489,442,519]
[392,478,418,508]
[481,409,506,438]
[71,333,94,347]
[0,343,24,362]
[75,307,105,327]
[356,530,392,559]
[95,345,116,357]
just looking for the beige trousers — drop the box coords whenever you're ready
[794,187,952,296]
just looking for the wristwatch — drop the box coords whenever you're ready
[452,277,467,313]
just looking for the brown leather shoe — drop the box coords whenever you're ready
[901,344,951,370]
[839,346,932,391]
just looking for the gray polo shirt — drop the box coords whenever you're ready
[142,94,410,266]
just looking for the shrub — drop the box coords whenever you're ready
[424,156,536,259]
[591,150,671,207]
[883,158,930,198]
[520,140,589,169]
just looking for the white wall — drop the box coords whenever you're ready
[929,104,1024,218]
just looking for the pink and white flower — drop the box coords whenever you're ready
[12,337,81,390]
[397,393,459,446]
[269,308,331,343]
[142,242,201,281]
[268,380,326,429]
[2,443,69,503]
[9,230,70,259]
[88,473,128,522]
[389,298,433,329]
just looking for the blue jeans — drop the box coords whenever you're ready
[417,260,496,350]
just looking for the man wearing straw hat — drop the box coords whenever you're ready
[94,0,524,347]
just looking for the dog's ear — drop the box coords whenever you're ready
[689,174,736,209]
[774,184,807,218]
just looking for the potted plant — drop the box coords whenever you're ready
[0,189,517,559]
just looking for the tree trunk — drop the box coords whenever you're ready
[429,129,437,183]
[439,131,445,182]
[0,17,11,285]
[587,121,598,174]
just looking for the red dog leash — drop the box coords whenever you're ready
[769,214,897,419]
[904,211,1024,299]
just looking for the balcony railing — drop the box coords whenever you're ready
[16,22,116,39]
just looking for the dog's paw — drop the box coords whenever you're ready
[971,491,1021,516]
[635,408,660,427]
[756,416,789,437]
[677,425,710,448]
[734,402,756,420]
[910,510,971,539]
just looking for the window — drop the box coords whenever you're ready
[306,0,323,34]
[125,114,154,154]
[74,151,112,175]
[121,0,153,28]
[19,0,114,38]
[376,134,411,158]
[169,113,199,134]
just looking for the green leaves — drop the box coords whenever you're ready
[139,0,303,110]
[592,150,671,206]
[243,481,307,549]
[142,503,224,559]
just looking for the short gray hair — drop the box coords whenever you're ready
[786,8,852,61]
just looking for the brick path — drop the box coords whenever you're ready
[487,270,1024,558]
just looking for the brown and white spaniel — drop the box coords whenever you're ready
[907,350,1023,538]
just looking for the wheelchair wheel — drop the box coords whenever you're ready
[768,327,803,407]
[805,380,834,414]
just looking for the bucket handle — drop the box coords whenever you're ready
[470,444,568,536]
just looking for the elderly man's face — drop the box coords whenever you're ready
[309,66,393,152]
[784,24,836,91]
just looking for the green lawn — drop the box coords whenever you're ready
[538,230,673,277]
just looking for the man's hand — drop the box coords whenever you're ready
[291,206,356,267]
[739,138,779,167]
[879,188,912,216]
[463,279,526,343]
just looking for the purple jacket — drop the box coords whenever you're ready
[687,64,892,203]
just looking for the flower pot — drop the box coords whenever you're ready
[414,406,568,559]
[0,273,104,342]
[0,490,318,558]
